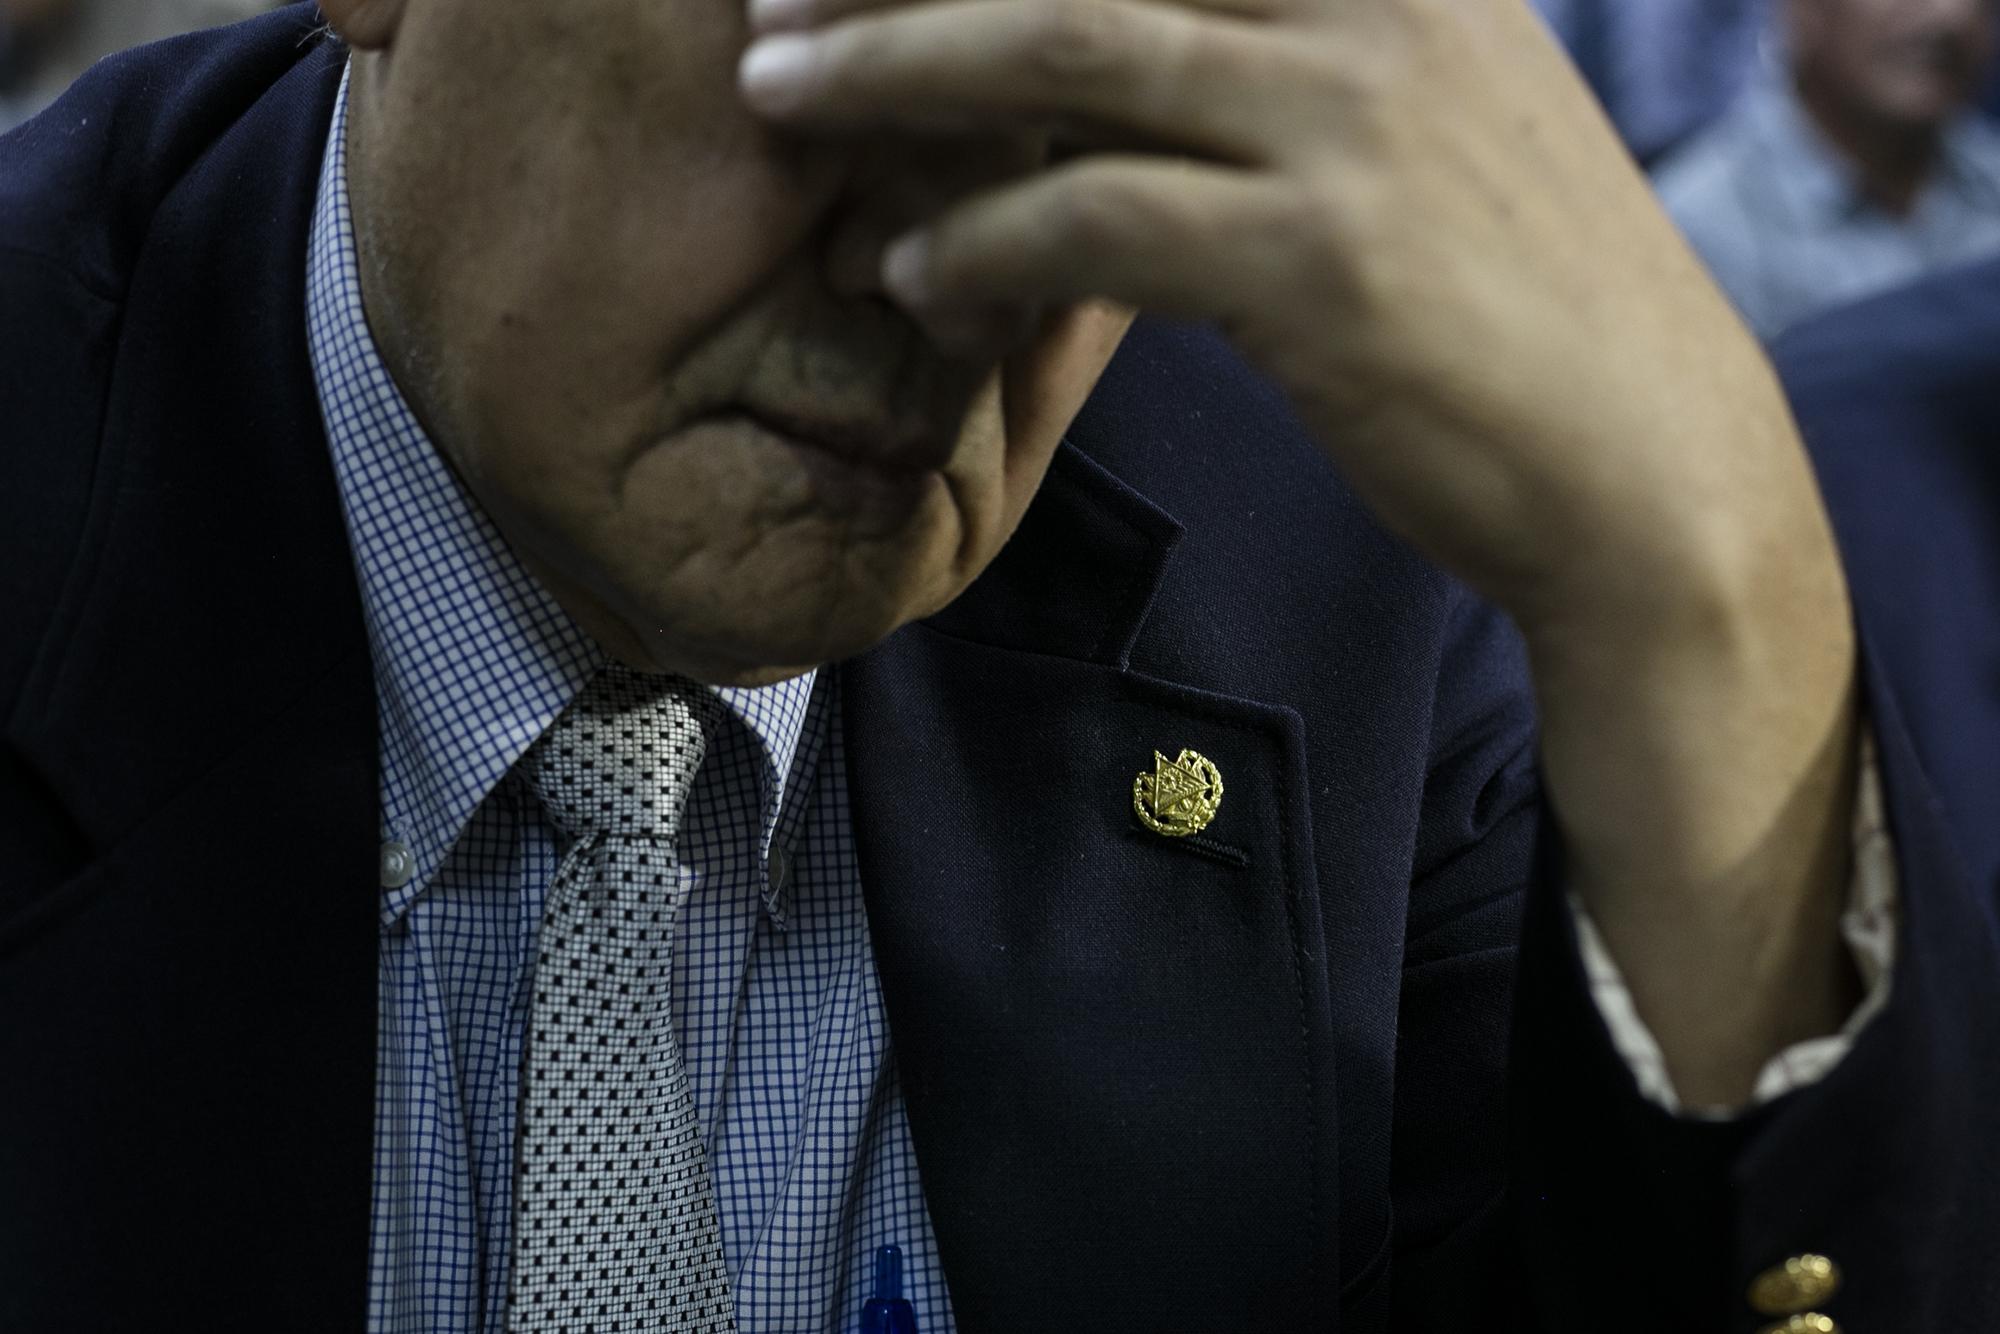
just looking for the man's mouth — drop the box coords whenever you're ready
[726,402,955,475]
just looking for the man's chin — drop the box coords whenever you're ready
[601,631,824,686]
[612,612,928,686]
[516,534,947,683]
[685,660,823,689]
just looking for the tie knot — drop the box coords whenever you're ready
[522,665,714,845]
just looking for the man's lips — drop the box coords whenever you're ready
[687,406,955,526]
[725,403,954,475]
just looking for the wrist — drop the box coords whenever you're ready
[1524,485,1861,1107]
[1528,523,1855,881]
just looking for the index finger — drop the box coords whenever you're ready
[749,0,1288,37]
[738,0,1300,164]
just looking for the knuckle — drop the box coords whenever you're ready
[1198,26,1261,94]
[1259,181,1371,302]
[1020,0,1135,88]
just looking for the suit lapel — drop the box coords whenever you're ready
[845,443,1343,1330]
[3,39,378,1326]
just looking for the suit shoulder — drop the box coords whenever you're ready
[1775,257,2000,601]
[1775,255,2000,426]
[0,5,338,704]
[0,3,336,297]
[1775,254,2000,515]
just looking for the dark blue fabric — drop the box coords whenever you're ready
[1779,258,2000,903]
[0,8,1987,1331]
[1764,261,2000,1330]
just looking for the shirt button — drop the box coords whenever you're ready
[379,840,416,890]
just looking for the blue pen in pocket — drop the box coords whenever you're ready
[859,1244,918,1334]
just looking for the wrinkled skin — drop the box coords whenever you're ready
[331,0,1130,685]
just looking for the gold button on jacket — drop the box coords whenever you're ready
[1755,1316,1839,1334]
[1749,1254,1842,1316]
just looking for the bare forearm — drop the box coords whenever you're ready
[1526,407,1861,1108]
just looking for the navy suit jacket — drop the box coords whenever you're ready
[2,8,1990,1330]
[1779,259,2000,902]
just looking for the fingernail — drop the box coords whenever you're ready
[748,0,813,33]
[882,232,932,306]
[738,35,817,113]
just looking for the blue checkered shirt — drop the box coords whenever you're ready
[306,68,953,1334]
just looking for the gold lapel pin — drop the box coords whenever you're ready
[1133,748,1224,837]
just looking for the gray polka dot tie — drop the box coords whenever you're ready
[509,665,737,1333]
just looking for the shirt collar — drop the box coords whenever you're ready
[1748,77,1869,229]
[1935,115,2000,209]
[719,671,826,923]
[307,64,815,927]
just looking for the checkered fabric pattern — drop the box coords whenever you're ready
[307,65,954,1334]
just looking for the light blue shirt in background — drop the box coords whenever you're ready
[1653,75,2000,340]
[1533,0,1772,162]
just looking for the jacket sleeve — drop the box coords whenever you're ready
[1386,587,1541,1329]
[1508,634,1999,1331]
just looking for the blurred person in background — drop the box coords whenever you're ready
[0,0,275,134]
[1655,0,2000,340]
[1534,0,1773,164]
